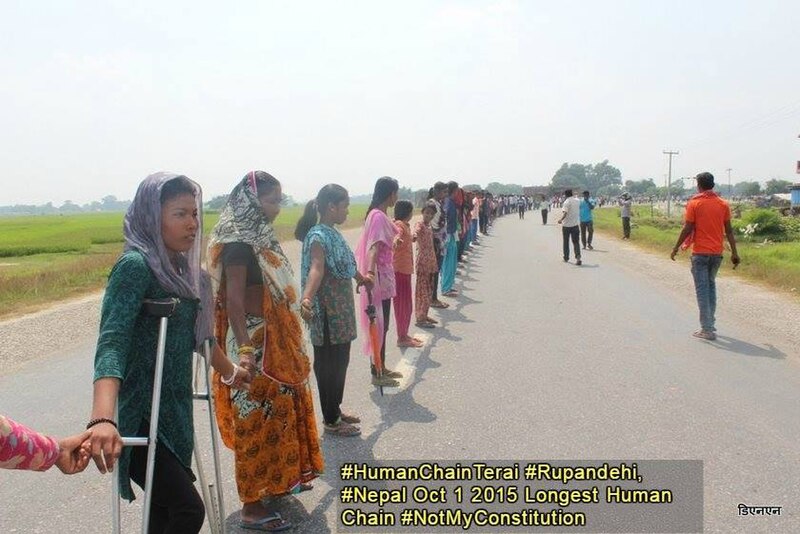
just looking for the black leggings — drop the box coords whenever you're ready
[313,317,351,425]
[371,299,391,376]
[129,423,205,534]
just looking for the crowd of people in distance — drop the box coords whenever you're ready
[1,170,740,533]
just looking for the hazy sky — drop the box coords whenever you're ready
[2,0,799,205]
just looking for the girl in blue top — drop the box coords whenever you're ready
[296,184,372,437]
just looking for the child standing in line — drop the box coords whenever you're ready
[392,200,423,348]
[414,201,439,329]
[355,177,403,388]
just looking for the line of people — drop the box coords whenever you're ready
[1,171,494,533]
[1,171,743,533]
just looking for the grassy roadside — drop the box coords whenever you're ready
[592,207,800,295]
[0,205,368,319]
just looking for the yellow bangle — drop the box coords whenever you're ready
[237,345,255,354]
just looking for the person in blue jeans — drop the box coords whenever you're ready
[671,172,740,340]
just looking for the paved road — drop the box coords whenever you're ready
[1,214,798,533]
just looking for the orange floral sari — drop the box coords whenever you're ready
[207,175,323,503]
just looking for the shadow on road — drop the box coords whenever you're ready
[709,336,786,359]
[266,238,489,532]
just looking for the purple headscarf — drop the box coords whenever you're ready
[123,172,213,349]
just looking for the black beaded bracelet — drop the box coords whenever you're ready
[86,418,117,430]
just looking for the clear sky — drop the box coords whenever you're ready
[2,0,799,205]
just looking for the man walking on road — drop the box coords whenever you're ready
[558,189,581,265]
[671,172,740,340]
[580,190,595,250]
[539,195,550,224]
[619,193,632,239]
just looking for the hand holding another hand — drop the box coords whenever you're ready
[357,273,375,292]
[239,354,256,378]
[90,423,122,474]
[300,298,314,321]
[56,429,93,474]
[231,365,252,391]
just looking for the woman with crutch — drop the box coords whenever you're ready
[88,173,251,533]
[208,171,324,532]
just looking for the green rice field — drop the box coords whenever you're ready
[0,205,367,317]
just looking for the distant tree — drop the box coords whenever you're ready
[205,194,229,210]
[397,187,415,201]
[462,184,482,191]
[551,160,622,192]
[551,163,588,190]
[624,179,657,196]
[597,184,623,197]
[733,181,761,197]
[59,200,82,214]
[586,160,623,190]
[765,179,792,195]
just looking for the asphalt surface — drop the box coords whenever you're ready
[1,212,798,533]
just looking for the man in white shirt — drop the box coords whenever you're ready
[557,189,582,265]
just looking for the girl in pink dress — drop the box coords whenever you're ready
[354,177,403,388]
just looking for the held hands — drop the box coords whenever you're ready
[357,272,375,292]
[300,298,314,321]
[238,354,256,377]
[90,422,123,474]
[222,358,253,391]
[55,429,93,474]
[230,365,252,391]
[731,253,741,269]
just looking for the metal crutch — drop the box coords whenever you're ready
[192,339,227,534]
[112,297,178,534]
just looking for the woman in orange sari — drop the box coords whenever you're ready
[208,171,323,532]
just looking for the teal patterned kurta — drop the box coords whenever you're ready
[300,224,358,346]
[94,250,198,501]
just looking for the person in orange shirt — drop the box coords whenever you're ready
[393,200,423,348]
[671,172,741,340]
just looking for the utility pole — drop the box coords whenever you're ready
[663,150,679,217]
[726,168,733,198]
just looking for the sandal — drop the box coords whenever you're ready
[415,321,435,329]
[324,421,361,437]
[692,330,717,341]
[239,512,292,532]
[398,338,424,348]
[424,317,439,324]
[443,290,459,297]
[340,413,361,424]
[430,300,449,309]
